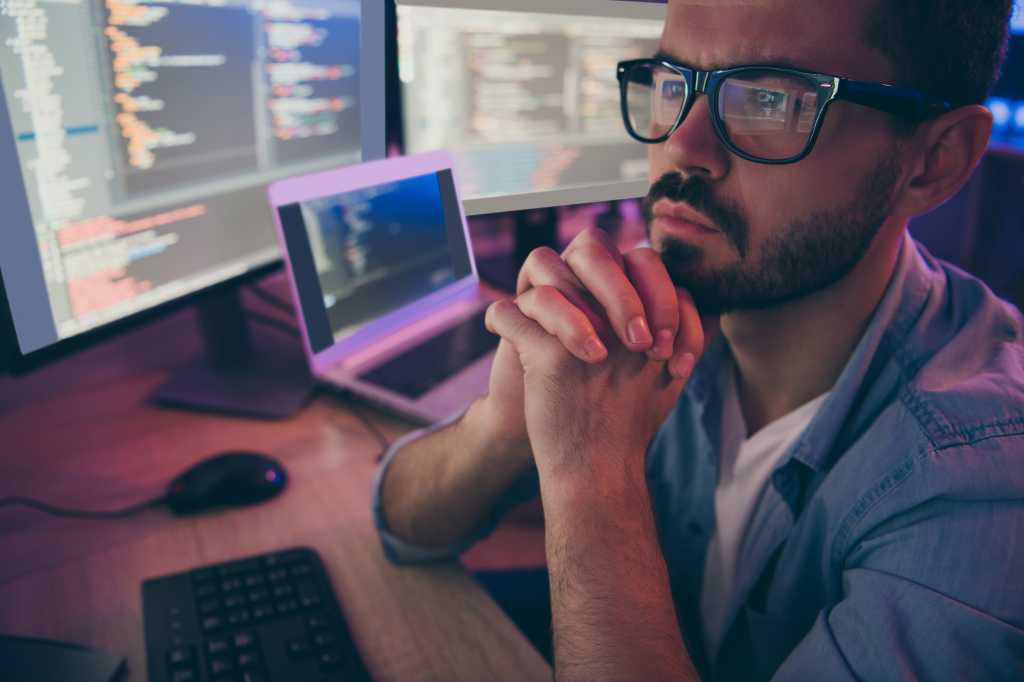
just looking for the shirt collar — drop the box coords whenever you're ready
[686,232,933,474]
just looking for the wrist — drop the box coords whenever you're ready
[537,450,651,524]
[460,397,532,472]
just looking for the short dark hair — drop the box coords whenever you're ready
[865,0,1015,108]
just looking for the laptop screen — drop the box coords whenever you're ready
[277,168,473,352]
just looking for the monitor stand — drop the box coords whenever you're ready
[150,288,316,419]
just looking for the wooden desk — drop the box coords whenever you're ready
[0,283,550,681]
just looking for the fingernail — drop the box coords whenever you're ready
[627,316,653,347]
[671,352,696,379]
[584,337,608,362]
[654,330,674,359]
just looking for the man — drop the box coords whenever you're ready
[374,0,1024,679]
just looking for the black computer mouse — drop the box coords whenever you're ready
[165,451,287,516]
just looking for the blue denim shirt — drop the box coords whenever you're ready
[372,235,1024,680]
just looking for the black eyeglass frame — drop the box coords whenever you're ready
[616,58,954,165]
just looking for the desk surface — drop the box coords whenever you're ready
[0,279,550,681]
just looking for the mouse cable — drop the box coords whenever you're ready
[345,400,393,462]
[0,494,168,520]
[247,282,294,314]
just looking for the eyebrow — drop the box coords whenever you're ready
[651,49,810,73]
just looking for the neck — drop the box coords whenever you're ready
[721,228,905,435]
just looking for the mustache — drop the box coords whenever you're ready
[642,173,748,257]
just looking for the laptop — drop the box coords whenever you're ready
[268,151,499,424]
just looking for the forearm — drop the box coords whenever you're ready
[540,459,698,682]
[379,397,534,549]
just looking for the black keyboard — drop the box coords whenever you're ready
[142,547,371,682]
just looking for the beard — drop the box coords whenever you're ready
[643,158,900,315]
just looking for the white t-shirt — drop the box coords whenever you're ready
[700,365,830,659]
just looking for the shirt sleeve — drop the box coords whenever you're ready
[371,408,540,565]
[772,497,1024,681]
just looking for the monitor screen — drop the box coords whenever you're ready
[0,0,383,359]
[396,0,665,215]
[277,168,472,347]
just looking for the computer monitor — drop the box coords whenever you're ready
[0,0,385,384]
[395,0,665,216]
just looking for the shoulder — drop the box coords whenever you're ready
[896,254,1024,450]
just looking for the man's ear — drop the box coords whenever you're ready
[893,105,993,219]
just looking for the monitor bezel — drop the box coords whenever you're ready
[0,0,386,375]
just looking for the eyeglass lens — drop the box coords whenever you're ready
[623,62,826,160]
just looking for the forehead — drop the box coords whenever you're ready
[660,0,897,82]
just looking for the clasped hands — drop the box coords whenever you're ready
[484,228,704,485]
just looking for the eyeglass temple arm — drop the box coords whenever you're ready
[836,79,952,120]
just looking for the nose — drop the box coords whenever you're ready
[660,95,730,181]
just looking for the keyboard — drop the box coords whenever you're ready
[142,547,371,682]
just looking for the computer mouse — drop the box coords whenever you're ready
[165,451,287,516]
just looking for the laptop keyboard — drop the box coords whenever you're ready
[143,547,371,682]
[357,307,498,399]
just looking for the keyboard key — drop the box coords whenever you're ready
[218,559,261,576]
[319,650,343,670]
[195,582,218,598]
[301,594,322,608]
[290,564,312,577]
[267,568,289,582]
[224,594,247,609]
[222,577,244,592]
[208,656,234,676]
[199,598,221,615]
[240,671,267,682]
[233,631,256,649]
[307,614,331,630]
[287,638,313,658]
[170,669,198,682]
[313,632,337,648]
[167,646,194,666]
[237,651,260,668]
[201,615,225,632]
[276,598,299,614]
[272,584,294,598]
[191,568,216,583]
[248,587,270,602]
[207,638,230,656]
[228,609,252,625]
[244,573,265,587]
[252,604,275,620]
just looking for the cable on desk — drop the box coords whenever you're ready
[246,309,300,338]
[0,494,168,519]
[346,400,393,462]
[247,282,294,314]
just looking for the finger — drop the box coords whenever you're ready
[563,234,653,352]
[515,286,608,363]
[485,299,557,357]
[561,226,626,270]
[669,288,705,380]
[624,248,679,361]
[516,246,608,336]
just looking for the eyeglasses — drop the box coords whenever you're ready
[617,58,953,164]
